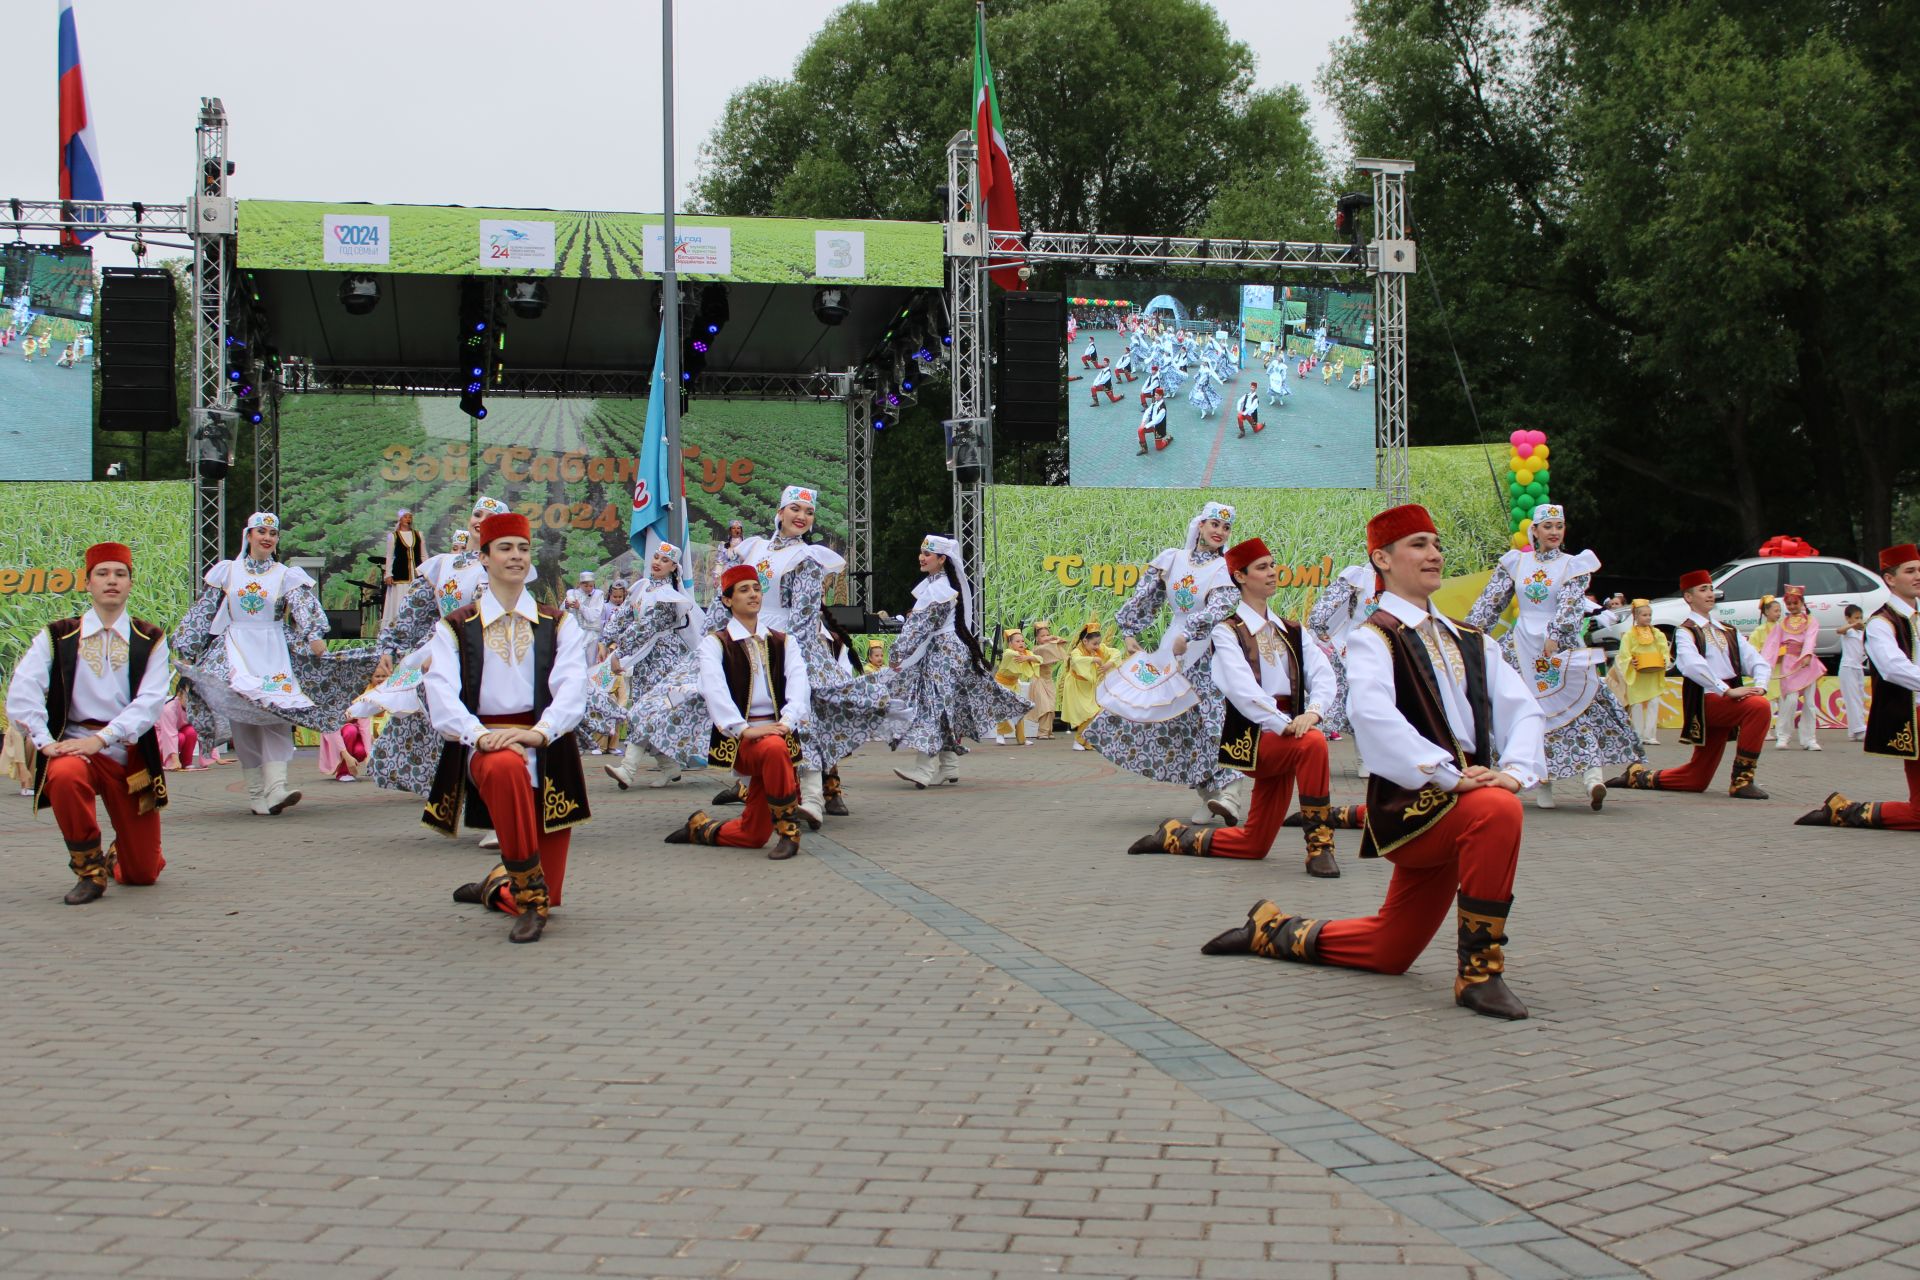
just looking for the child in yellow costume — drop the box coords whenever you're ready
[1611,599,1672,745]
[1059,621,1120,751]
[994,629,1044,744]
[1025,621,1067,738]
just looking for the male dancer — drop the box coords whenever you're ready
[1234,384,1263,438]
[1112,347,1137,383]
[1138,365,1163,408]
[1137,389,1170,456]
[1126,537,1341,875]
[424,512,590,943]
[1088,362,1122,405]
[1200,504,1545,1020]
[664,563,809,860]
[1797,544,1920,829]
[7,542,171,904]
[1608,570,1771,799]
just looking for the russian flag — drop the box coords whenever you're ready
[58,0,106,245]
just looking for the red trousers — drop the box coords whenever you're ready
[469,749,571,907]
[1873,759,1920,831]
[1653,693,1771,792]
[1316,787,1522,974]
[44,752,164,884]
[1237,412,1261,432]
[1092,384,1121,403]
[718,733,798,849]
[1209,730,1330,859]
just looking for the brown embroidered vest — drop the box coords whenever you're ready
[1865,605,1919,760]
[31,615,169,815]
[1217,613,1302,774]
[1678,619,1745,747]
[1357,611,1492,859]
[707,627,803,769]
[422,601,591,837]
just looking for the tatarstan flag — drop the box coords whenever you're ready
[973,6,1025,291]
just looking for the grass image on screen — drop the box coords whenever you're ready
[0,246,95,481]
[1065,280,1373,490]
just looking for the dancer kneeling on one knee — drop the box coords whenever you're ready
[1201,503,1547,1021]
[664,564,808,860]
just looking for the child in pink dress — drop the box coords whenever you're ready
[1762,584,1826,750]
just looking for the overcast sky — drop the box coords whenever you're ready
[3,0,1354,269]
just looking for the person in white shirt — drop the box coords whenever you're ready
[1608,569,1773,799]
[1137,365,1163,408]
[1088,363,1121,405]
[6,542,172,905]
[565,571,608,643]
[1234,385,1263,438]
[1137,390,1171,456]
[1835,604,1869,742]
[425,513,590,943]
[1797,545,1920,830]
[1127,536,1343,875]
[1202,503,1546,1021]
[1111,348,1137,383]
[1080,335,1100,369]
[663,563,810,859]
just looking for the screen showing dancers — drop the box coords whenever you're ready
[1064,279,1374,490]
[0,246,96,482]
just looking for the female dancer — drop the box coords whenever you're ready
[1059,623,1119,750]
[1082,502,1246,822]
[172,511,377,815]
[1025,621,1067,739]
[885,534,1028,787]
[600,544,701,788]
[1188,362,1224,419]
[1764,584,1825,749]
[1611,599,1671,745]
[356,495,537,797]
[381,508,422,629]
[1466,503,1642,810]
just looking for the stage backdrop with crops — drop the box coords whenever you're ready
[278,394,847,614]
[982,445,1513,641]
[0,482,194,728]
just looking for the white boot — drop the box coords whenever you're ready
[936,750,961,785]
[1583,765,1606,811]
[1532,782,1556,809]
[1191,786,1219,826]
[648,751,683,787]
[243,766,271,816]
[1218,775,1251,824]
[797,766,826,828]
[1356,760,1372,779]
[604,740,646,790]
[894,752,938,789]
[260,760,302,815]
[478,831,499,849]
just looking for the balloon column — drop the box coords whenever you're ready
[1505,429,1552,550]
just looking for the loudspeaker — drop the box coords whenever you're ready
[98,268,178,432]
[995,292,1063,441]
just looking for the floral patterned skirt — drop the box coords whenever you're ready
[883,636,1030,757]
[1081,659,1238,791]
[366,711,440,797]
[180,645,379,739]
[1494,639,1644,777]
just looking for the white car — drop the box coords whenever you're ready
[1591,556,1888,659]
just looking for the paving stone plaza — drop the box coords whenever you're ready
[4,733,1918,1280]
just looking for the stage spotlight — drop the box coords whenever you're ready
[1334,192,1373,256]
[457,278,493,419]
[699,283,730,330]
[339,274,382,316]
[813,287,849,326]
[502,279,548,320]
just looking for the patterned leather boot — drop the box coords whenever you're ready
[1728,752,1769,800]
[504,862,549,943]
[711,779,747,806]
[768,794,802,860]
[1282,804,1366,830]
[1127,818,1211,856]
[664,810,728,845]
[1299,796,1340,878]
[64,840,108,905]
[1606,762,1659,790]
[1455,893,1528,1020]
[1201,899,1327,961]
[1795,792,1884,828]
[823,768,850,816]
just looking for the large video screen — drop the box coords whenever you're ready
[279,394,848,620]
[1065,279,1373,489]
[1,245,95,481]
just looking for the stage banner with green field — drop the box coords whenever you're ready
[239,201,944,287]
[0,482,194,726]
[982,446,1512,640]
[278,395,847,617]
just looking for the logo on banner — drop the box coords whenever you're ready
[479,220,557,270]
[643,226,733,275]
[814,230,866,278]
[323,214,391,265]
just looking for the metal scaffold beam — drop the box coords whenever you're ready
[190,98,235,580]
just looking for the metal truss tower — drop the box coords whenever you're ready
[191,97,236,578]
[944,131,991,619]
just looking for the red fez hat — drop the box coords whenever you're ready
[1366,503,1438,554]
[477,512,530,547]
[1678,570,1713,591]
[1880,544,1920,572]
[720,564,759,593]
[1225,537,1272,577]
[84,542,133,574]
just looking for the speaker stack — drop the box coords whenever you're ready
[98,268,179,432]
[994,291,1064,442]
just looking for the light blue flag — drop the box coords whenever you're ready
[628,329,678,580]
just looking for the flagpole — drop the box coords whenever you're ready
[661,0,684,565]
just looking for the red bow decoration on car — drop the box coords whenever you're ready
[1757,535,1819,558]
